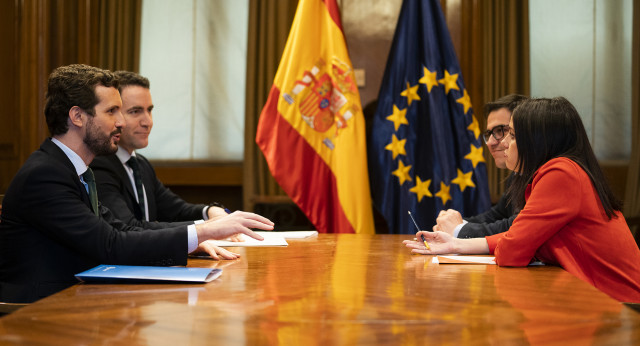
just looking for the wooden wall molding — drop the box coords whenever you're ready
[152,162,243,186]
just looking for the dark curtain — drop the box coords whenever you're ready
[481,0,530,202]
[626,0,640,235]
[243,0,298,211]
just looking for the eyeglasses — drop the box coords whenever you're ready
[482,124,509,144]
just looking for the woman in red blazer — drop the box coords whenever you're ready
[405,97,640,303]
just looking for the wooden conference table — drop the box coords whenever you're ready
[0,234,639,344]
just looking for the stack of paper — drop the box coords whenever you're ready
[272,231,318,239]
[210,232,285,247]
[209,231,318,247]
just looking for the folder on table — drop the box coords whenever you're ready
[75,265,222,283]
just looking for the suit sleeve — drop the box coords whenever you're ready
[21,161,189,266]
[458,213,517,238]
[465,193,512,224]
[459,175,515,238]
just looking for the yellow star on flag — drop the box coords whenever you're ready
[464,144,485,168]
[384,134,407,159]
[437,70,460,94]
[386,104,408,131]
[435,182,452,205]
[392,160,412,186]
[409,176,432,202]
[467,115,480,139]
[456,89,472,114]
[451,168,476,192]
[419,66,439,92]
[400,82,421,106]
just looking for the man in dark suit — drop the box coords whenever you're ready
[0,64,273,303]
[433,94,528,238]
[90,71,241,260]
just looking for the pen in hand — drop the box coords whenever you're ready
[420,234,431,251]
[408,211,430,250]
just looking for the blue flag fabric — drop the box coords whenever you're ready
[369,0,491,234]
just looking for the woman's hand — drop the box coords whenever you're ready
[404,230,490,256]
[403,230,458,255]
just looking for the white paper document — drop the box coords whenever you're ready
[432,255,496,264]
[209,232,289,247]
[431,256,546,266]
[274,231,318,239]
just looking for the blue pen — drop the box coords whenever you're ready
[408,211,430,250]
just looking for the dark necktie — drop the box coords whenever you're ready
[82,168,99,216]
[126,156,146,213]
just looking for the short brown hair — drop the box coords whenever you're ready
[44,64,119,136]
[483,94,529,119]
[113,71,150,92]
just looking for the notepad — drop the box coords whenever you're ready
[275,231,318,239]
[431,256,546,266]
[432,255,496,264]
[209,232,289,247]
[75,265,223,283]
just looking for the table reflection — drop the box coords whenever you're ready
[0,235,638,345]
[491,265,640,344]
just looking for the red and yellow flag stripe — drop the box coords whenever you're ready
[256,0,374,234]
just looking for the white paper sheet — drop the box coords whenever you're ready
[273,231,318,239]
[209,232,289,247]
[432,255,496,264]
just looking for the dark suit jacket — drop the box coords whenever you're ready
[0,139,188,303]
[90,153,207,227]
[457,175,518,238]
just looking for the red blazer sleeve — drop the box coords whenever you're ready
[486,158,583,266]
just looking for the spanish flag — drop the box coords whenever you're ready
[255,0,374,234]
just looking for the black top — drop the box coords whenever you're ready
[458,175,518,238]
[90,153,208,227]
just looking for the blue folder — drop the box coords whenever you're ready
[75,264,222,283]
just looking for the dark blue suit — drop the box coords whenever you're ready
[457,175,518,238]
[90,153,208,227]
[0,139,188,303]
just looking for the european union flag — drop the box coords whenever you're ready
[369,0,491,234]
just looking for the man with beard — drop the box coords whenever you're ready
[0,64,273,303]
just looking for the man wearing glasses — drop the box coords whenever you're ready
[434,94,529,238]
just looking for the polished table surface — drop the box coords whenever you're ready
[1,234,639,344]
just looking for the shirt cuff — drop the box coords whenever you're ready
[202,206,209,220]
[453,220,468,238]
[187,224,199,253]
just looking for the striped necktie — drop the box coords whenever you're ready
[82,168,99,216]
